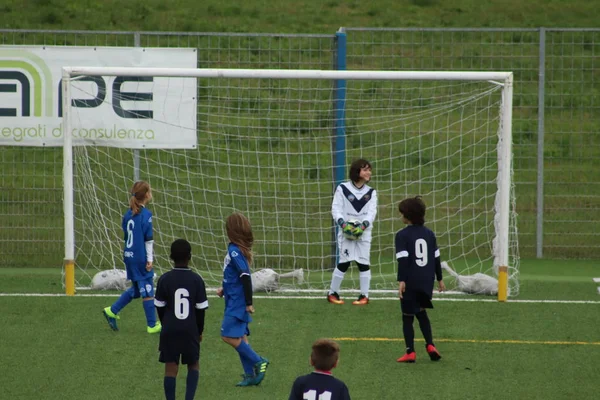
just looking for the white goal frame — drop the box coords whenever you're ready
[61,67,514,300]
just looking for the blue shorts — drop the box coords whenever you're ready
[131,277,155,298]
[221,315,250,338]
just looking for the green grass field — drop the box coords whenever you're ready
[1,2,599,399]
[1,259,599,400]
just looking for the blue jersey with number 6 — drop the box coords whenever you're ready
[122,206,154,282]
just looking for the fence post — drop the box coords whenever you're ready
[536,27,546,258]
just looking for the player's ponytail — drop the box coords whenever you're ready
[129,181,151,215]
[226,212,254,264]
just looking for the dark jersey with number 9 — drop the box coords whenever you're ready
[395,225,440,293]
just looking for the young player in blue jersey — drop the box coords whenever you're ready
[103,180,162,334]
[216,212,269,387]
[328,159,378,305]
[288,339,351,400]
[155,239,208,400]
[395,196,446,363]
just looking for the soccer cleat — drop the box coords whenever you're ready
[103,307,119,331]
[252,358,270,385]
[352,294,369,305]
[426,344,442,361]
[397,351,416,363]
[235,374,256,387]
[147,322,162,334]
[327,292,344,305]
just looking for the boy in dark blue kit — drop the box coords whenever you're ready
[288,339,351,400]
[395,196,446,363]
[155,239,208,400]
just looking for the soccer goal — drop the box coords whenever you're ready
[61,67,519,300]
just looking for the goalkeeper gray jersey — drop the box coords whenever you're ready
[331,181,377,242]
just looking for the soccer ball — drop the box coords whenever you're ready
[343,219,362,240]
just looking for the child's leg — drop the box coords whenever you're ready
[415,309,434,346]
[402,314,416,353]
[164,362,178,400]
[142,298,157,328]
[329,262,350,294]
[138,278,158,328]
[222,336,261,376]
[185,362,199,400]
[110,286,138,315]
[357,263,371,298]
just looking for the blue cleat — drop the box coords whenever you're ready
[235,374,256,387]
[103,307,119,331]
[252,358,270,385]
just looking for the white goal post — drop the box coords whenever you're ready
[62,67,516,300]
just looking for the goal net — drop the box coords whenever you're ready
[62,68,519,298]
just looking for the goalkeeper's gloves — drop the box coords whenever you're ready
[352,221,370,239]
[337,218,355,237]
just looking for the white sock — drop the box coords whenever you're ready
[329,268,345,294]
[359,270,371,297]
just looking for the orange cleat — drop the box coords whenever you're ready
[426,344,442,361]
[397,352,416,363]
[327,292,344,305]
[352,294,369,305]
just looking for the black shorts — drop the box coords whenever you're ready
[159,332,200,365]
[401,289,433,315]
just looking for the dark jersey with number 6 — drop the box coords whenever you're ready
[289,372,351,400]
[395,225,442,294]
[155,268,208,339]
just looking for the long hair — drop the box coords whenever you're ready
[311,339,340,371]
[226,212,254,264]
[398,196,426,225]
[129,181,151,215]
[349,158,371,183]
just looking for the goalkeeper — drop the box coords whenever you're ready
[327,159,377,305]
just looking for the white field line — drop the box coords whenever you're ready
[0,292,599,304]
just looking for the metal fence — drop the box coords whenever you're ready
[0,28,598,267]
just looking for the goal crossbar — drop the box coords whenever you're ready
[63,67,512,82]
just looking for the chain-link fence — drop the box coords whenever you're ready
[0,28,598,267]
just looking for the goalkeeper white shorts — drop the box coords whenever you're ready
[337,236,371,265]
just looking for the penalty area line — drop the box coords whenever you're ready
[333,337,600,346]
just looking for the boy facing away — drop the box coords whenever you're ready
[154,239,208,400]
[395,196,446,363]
[288,339,351,400]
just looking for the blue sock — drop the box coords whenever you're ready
[164,376,176,400]
[111,288,134,314]
[235,341,262,372]
[143,299,157,327]
[237,351,254,376]
[185,369,199,400]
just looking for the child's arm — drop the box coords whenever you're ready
[154,276,166,322]
[196,279,209,339]
[433,236,445,292]
[331,185,345,225]
[143,211,154,271]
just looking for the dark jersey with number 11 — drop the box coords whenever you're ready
[289,372,351,400]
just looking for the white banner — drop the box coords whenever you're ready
[0,46,197,148]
